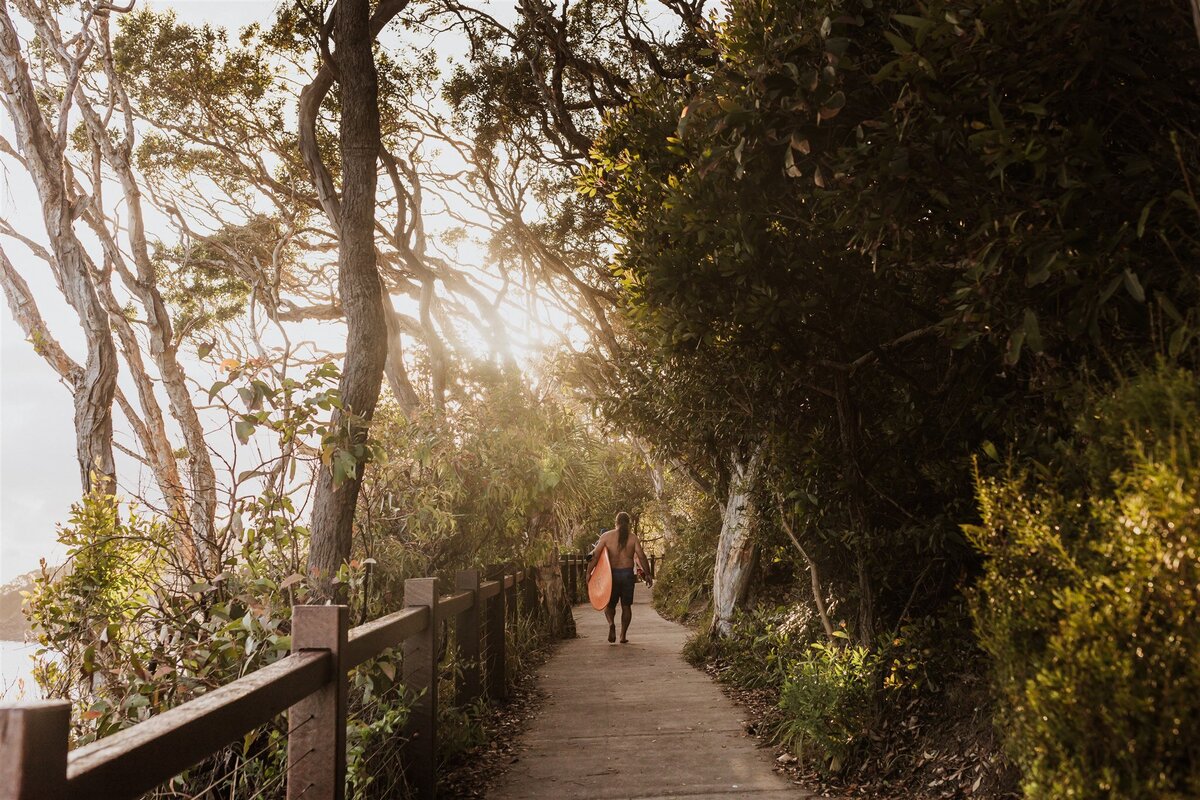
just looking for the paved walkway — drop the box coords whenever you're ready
[489,585,805,799]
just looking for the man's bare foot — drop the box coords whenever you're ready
[608,624,616,643]
[619,637,629,644]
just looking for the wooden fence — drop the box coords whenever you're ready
[0,553,659,800]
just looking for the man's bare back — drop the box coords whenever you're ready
[597,527,650,571]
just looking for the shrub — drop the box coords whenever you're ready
[778,641,886,771]
[686,602,892,772]
[970,365,1200,799]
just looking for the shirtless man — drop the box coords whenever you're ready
[587,511,653,644]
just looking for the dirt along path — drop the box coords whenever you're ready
[487,584,807,799]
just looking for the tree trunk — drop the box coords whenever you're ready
[709,444,764,637]
[0,244,198,555]
[70,15,219,565]
[537,562,575,639]
[383,298,421,416]
[832,370,875,647]
[305,0,389,600]
[776,495,837,643]
[0,7,117,492]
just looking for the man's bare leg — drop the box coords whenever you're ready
[605,606,616,643]
[619,603,632,643]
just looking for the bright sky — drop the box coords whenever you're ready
[0,0,583,583]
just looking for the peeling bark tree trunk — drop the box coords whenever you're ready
[0,245,201,560]
[0,8,117,492]
[306,0,389,600]
[709,444,765,637]
[537,562,575,639]
[53,14,221,564]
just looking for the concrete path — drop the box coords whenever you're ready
[488,585,805,799]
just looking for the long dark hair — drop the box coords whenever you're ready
[616,511,631,549]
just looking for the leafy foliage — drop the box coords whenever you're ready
[354,363,653,599]
[586,0,1200,623]
[649,484,722,621]
[778,641,886,771]
[584,0,1200,792]
[970,365,1200,799]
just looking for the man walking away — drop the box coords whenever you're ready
[587,511,652,643]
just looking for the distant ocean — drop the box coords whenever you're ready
[0,640,42,700]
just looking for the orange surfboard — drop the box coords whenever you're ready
[588,547,612,610]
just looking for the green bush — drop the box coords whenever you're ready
[970,365,1200,800]
[684,603,893,772]
[778,641,886,771]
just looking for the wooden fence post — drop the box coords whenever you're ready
[566,555,577,604]
[401,577,438,800]
[455,570,482,707]
[486,575,507,701]
[0,701,69,800]
[288,604,348,800]
[559,555,569,604]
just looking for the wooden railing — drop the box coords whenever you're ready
[1,564,544,800]
[0,553,660,800]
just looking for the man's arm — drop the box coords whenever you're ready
[587,531,608,579]
[633,535,652,583]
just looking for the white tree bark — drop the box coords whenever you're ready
[709,444,764,637]
[0,6,118,491]
[67,16,219,564]
[0,243,195,564]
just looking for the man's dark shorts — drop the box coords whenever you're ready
[607,567,635,611]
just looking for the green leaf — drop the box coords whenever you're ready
[789,133,811,154]
[1169,189,1199,213]
[207,380,230,401]
[892,13,933,31]
[981,440,1000,462]
[883,31,912,54]
[1005,326,1026,366]
[332,449,358,487]
[1098,273,1124,305]
[1022,308,1043,353]
[784,147,802,178]
[1169,326,1190,358]
[988,97,1005,132]
[1155,292,1184,323]
[1026,253,1055,287]
[1136,199,1157,238]
[1122,269,1145,303]
[234,419,255,445]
